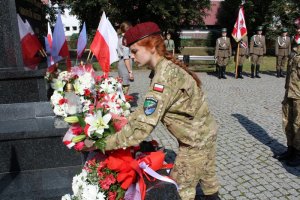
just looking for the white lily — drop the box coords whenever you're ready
[84,110,112,137]
[99,79,115,94]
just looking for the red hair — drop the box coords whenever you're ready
[136,35,201,87]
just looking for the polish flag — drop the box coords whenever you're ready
[232,6,247,42]
[45,23,57,72]
[90,12,118,74]
[77,22,87,59]
[51,13,71,70]
[24,19,43,50]
[17,14,41,70]
[153,83,164,93]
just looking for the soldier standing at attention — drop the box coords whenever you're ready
[274,25,300,167]
[236,35,249,79]
[275,28,291,78]
[215,28,232,79]
[104,22,220,200]
[250,26,266,78]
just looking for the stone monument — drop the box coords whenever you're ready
[0,0,82,199]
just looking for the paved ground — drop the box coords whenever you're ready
[126,69,300,200]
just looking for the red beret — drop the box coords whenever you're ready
[123,22,161,47]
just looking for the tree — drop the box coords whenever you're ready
[45,0,210,33]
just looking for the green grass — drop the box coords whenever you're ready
[189,56,277,73]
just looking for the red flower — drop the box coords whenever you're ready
[108,191,117,200]
[99,174,116,190]
[58,98,68,105]
[74,141,85,151]
[71,125,83,135]
[84,89,91,97]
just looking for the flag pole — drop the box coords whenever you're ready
[86,50,91,62]
[235,41,240,79]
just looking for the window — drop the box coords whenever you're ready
[72,26,77,31]
[65,26,70,31]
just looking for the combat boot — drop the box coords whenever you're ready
[255,65,261,78]
[203,192,221,200]
[273,146,294,161]
[238,65,243,79]
[280,69,285,77]
[217,65,221,79]
[251,64,255,78]
[286,149,300,167]
[276,69,280,78]
[222,66,227,79]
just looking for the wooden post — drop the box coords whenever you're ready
[235,42,240,79]
[86,50,91,62]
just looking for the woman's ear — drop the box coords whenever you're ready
[150,46,156,54]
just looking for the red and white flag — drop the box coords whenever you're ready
[17,14,41,70]
[77,22,87,59]
[51,13,71,70]
[90,12,118,74]
[24,19,43,50]
[232,7,247,42]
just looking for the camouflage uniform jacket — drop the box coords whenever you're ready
[105,58,218,151]
[285,48,300,99]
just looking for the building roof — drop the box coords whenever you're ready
[203,0,223,26]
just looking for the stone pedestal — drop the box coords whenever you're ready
[0,1,82,199]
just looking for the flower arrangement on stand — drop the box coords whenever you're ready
[46,64,178,200]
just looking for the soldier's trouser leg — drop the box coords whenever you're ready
[171,146,219,200]
[251,64,255,78]
[255,65,261,78]
[285,99,300,166]
[276,56,282,77]
[281,56,288,77]
[282,97,295,147]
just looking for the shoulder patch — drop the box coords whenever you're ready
[144,97,158,116]
[153,83,164,93]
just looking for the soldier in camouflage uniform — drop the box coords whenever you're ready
[275,28,291,78]
[236,35,249,79]
[104,22,220,200]
[250,26,266,78]
[274,28,300,167]
[215,28,232,79]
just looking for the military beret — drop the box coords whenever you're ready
[281,27,288,33]
[256,26,263,31]
[123,22,161,47]
[221,28,227,32]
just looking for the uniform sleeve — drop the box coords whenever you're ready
[250,37,254,54]
[104,66,180,150]
[275,37,279,56]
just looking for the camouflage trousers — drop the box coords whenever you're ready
[282,97,300,150]
[251,54,263,65]
[170,145,219,200]
[276,55,288,71]
[216,57,229,66]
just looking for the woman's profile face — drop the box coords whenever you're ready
[130,43,153,67]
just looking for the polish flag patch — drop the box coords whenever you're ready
[153,83,164,92]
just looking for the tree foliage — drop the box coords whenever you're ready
[46,0,210,34]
